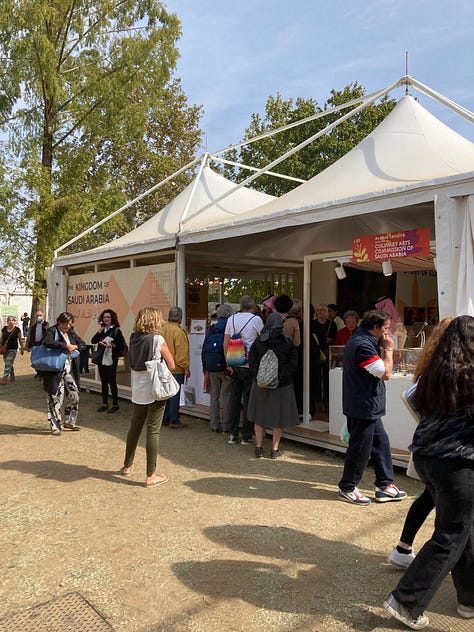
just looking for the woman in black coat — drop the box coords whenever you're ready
[42,312,86,435]
[91,309,127,414]
[247,313,299,458]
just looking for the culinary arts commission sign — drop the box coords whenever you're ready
[352,228,430,263]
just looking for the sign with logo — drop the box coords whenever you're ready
[352,228,430,263]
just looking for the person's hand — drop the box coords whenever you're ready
[185,368,191,379]
[66,343,77,354]
[380,333,394,351]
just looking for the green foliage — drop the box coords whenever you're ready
[223,83,396,196]
[0,0,202,305]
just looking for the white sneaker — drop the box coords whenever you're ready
[337,487,371,505]
[457,604,474,618]
[383,594,429,629]
[375,483,407,502]
[388,546,416,569]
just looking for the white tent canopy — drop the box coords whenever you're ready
[54,165,275,266]
[52,80,474,317]
[178,95,474,246]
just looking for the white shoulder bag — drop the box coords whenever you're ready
[145,335,180,401]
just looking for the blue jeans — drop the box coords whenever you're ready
[163,373,185,424]
[393,455,474,617]
[228,366,254,440]
[338,416,393,492]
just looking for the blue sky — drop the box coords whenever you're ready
[169,0,474,153]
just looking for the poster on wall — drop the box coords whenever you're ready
[67,263,175,343]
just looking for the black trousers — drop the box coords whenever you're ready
[98,359,119,405]
[393,455,474,617]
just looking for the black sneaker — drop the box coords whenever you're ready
[107,406,120,414]
[97,405,108,413]
[269,449,282,459]
[254,447,263,458]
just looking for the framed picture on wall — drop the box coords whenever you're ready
[426,307,439,326]
[404,307,427,327]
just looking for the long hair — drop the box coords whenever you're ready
[414,315,474,417]
[98,309,120,327]
[133,307,164,334]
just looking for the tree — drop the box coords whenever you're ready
[0,1,202,309]
[223,83,396,196]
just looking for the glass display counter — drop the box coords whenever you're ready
[328,345,423,452]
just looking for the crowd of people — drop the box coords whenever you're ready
[3,301,473,627]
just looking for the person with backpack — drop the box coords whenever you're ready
[224,295,263,445]
[247,312,299,458]
[201,304,233,432]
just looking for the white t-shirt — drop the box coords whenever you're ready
[131,334,164,405]
[225,313,263,360]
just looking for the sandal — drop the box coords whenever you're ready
[144,473,169,488]
[120,465,134,476]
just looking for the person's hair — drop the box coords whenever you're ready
[328,303,338,312]
[288,298,302,318]
[216,304,233,318]
[56,311,75,325]
[273,294,293,314]
[413,317,453,383]
[414,315,474,417]
[309,304,315,319]
[361,309,390,330]
[239,295,255,311]
[343,310,359,323]
[98,309,120,327]
[134,307,164,334]
[168,306,183,322]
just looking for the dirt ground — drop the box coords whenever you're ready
[0,352,433,632]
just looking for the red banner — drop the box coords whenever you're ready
[352,228,430,263]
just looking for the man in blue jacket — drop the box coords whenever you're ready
[338,310,407,506]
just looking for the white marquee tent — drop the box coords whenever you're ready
[52,76,474,319]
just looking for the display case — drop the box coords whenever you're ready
[328,345,424,452]
[329,345,423,374]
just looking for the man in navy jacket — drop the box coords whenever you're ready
[338,310,407,506]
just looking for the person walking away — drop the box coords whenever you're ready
[383,315,474,630]
[42,312,86,435]
[20,312,30,338]
[1,316,24,384]
[337,309,407,505]
[91,309,127,414]
[248,313,299,458]
[224,295,263,445]
[201,304,233,432]
[26,309,49,379]
[121,307,175,487]
[162,307,190,429]
[387,317,452,570]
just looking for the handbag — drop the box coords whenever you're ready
[145,335,180,401]
[0,330,14,355]
[31,345,68,372]
[91,346,104,365]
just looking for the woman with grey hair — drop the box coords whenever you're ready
[334,310,360,346]
[202,304,233,432]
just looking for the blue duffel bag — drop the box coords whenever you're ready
[31,345,69,372]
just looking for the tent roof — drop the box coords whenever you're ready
[54,93,474,269]
[54,166,275,265]
[178,95,474,245]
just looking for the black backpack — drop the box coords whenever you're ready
[203,324,226,372]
